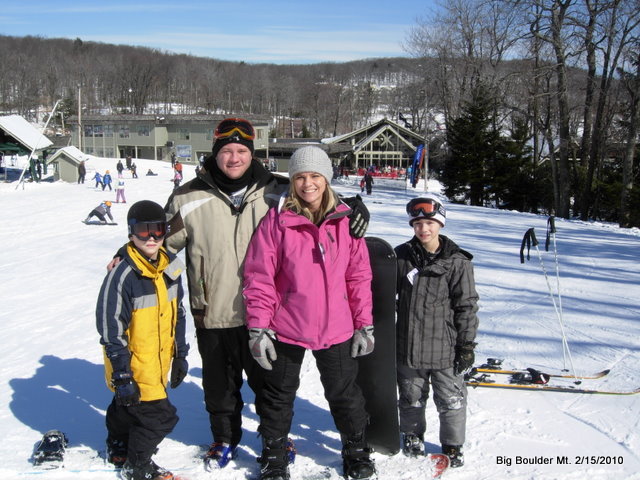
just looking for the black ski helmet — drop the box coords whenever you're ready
[127,200,166,228]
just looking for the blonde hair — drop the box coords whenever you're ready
[283,180,338,225]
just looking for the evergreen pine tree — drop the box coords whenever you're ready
[444,85,496,206]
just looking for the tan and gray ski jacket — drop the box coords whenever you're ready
[165,160,289,329]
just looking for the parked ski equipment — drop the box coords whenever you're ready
[465,358,634,394]
[473,358,610,383]
[520,221,580,381]
[465,376,639,395]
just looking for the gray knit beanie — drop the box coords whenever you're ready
[288,146,333,185]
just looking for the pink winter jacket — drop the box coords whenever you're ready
[243,202,373,351]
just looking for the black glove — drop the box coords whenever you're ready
[111,371,140,406]
[170,357,188,388]
[453,342,477,376]
[342,195,369,239]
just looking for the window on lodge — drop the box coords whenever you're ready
[83,124,114,137]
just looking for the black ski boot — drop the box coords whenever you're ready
[257,437,290,480]
[341,432,376,480]
[120,458,174,480]
[401,433,425,457]
[442,444,464,468]
[106,436,127,468]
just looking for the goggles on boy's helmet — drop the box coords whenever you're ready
[128,221,168,241]
[406,196,446,226]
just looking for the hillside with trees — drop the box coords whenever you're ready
[1,0,639,227]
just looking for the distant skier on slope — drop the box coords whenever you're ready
[84,201,114,224]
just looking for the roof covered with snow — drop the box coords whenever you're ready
[46,145,89,166]
[0,115,53,151]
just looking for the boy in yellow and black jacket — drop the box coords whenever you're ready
[96,200,189,480]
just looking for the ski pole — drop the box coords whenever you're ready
[545,217,581,381]
[520,228,579,381]
[546,217,566,359]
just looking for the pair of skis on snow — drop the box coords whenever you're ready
[465,359,639,395]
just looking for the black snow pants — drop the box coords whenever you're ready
[257,339,369,441]
[196,326,264,446]
[105,397,178,464]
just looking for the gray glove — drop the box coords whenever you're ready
[248,328,277,370]
[351,325,375,358]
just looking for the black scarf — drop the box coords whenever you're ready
[207,156,256,195]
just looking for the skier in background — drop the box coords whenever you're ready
[78,160,86,184]
[96,200,189,480]
[394,194,479,468]
[93,171,103,189]
[363,170,374,195]
[115,177,127,203]
[84,201,114,224]
[102,170,113,191]
[173,170,182,190]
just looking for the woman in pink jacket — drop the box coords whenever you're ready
[243,146,376,480]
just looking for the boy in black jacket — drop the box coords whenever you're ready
[394,195,479,468]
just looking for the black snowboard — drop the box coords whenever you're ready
[32,430,68,467]
[357,236,399,455]
[82,220,118,225]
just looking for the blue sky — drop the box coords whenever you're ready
[2,0,435,64]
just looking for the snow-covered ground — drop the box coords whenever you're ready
[0,155,639,480]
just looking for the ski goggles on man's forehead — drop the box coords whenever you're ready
[128,222,168,241]
[214,118,255,140]
[406,198,445,218]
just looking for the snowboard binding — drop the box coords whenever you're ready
[32,430,68,467]
[510,368,551,385]
[479,358,503,370]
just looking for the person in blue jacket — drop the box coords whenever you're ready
[102,170,113,191]
[93,171,103,189]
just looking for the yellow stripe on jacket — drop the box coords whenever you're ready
[102,244,181,401]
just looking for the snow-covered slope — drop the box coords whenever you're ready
[0,156,638,479]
